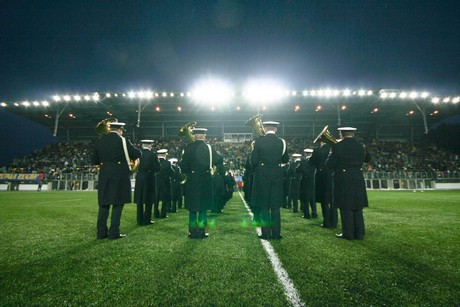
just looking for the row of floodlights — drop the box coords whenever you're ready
[1,89,459,108]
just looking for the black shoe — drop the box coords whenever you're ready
[188,233,197,239]
[335,233,353,240]
[144,221,155,225]
[258,234,270,240]
[302,215,311,219]
[272,235,283,240]
[109,234,126,240]
[96,234,108,239]
[201,233,209,238]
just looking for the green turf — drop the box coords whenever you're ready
[0,190,459,306]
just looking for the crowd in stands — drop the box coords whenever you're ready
[1,137,459,181]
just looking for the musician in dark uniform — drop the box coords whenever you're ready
[92,122,141,239]
[243,142,258,225]
[251,121,289,240]
[326,127,371,240]
[212,160,226,213]
[180,127,223,239]
[309,140,337,228]
[299,148,317,219]
[169,158,183,213]
[155,149,174,218]
[287,153,302,213]
[134,139,160,226]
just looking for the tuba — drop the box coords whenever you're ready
[245,114,265,138]
[95,118,139,172]
[313,125,338,145]
[178,122,197,143]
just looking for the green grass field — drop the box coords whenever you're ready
[0,190,459,306]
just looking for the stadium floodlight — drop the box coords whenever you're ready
[358,90,366,96]
[343,89,352,97]
[453,97,459,103]
[22,101,30,107]
[421,92,430,99]
[74,95,81,101]
[243,78,287,104]
[42,101,49,107]
[53,95,61,102]
[14,102,19,106]
[128,91,136,99]
[432,97,440,104]
[1,102,7,107]
[63,95,71,102]
[380,92,389,99]
[409,92,418,99]
[302,90,308,96]
[443,97,450,103]
[105,93,111,98]
[33,101,40,106]
[189,78,234,105]
[399,92,408,99]
[92,93,100,101]
[84,95,91,101]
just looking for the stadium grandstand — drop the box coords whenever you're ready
[1,87,459,142]
[1,85,459,191]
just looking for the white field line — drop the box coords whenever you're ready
[238,191,305,307]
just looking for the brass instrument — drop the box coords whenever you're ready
[313,125,338,145]
[245,114,265,138]
[178,122,197,143]
[178,122,198,184]
[95,118,139,172]
[95,117,118,135]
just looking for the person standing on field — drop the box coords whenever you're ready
[326,127,371,240]
[92,121,141,240]
[250,121,289,240]
[134,139,160,226]
[180,127,222,239]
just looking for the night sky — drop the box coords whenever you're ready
[1,0,460,101]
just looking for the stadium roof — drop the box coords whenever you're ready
[2,88,459,143]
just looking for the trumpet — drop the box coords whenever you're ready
[313,125,338,145]
[245,114,265,138]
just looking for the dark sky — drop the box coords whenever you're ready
[1,0,460,100]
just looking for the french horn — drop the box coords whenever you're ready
[95,118,139,172]
[313,125,338,145]
[245,114,265,138]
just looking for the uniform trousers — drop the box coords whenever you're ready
[136,203,153,225]
[97,204,124,238]
[188,210,207,237]
[339,209,364,240]
[260,208,281,239]
[321,201,338,228]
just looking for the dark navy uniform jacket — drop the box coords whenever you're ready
[250,132,290,209]
[92,132,141,206]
